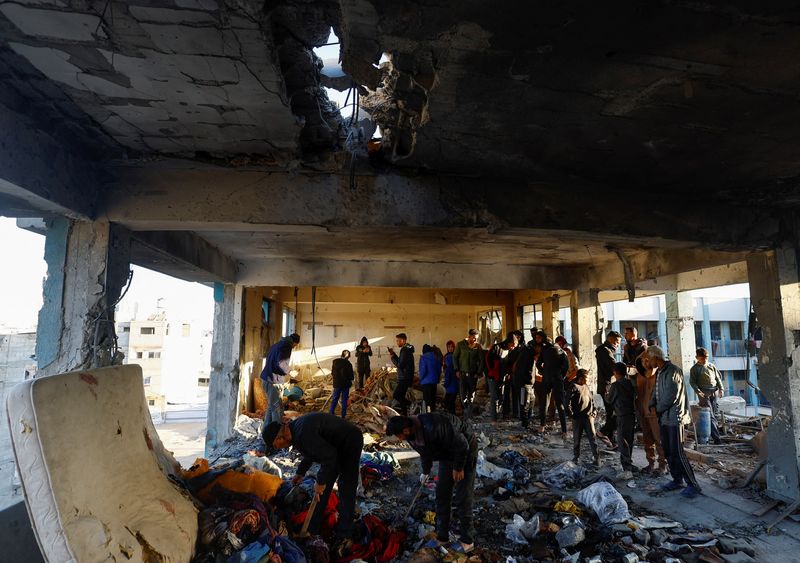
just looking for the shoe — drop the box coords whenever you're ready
[660,480,683,492]
[625,465,640,473]
[658,465,669,476]
[592,457,601,468]
[640,464,655,475]
[450,541,474,554]
[680,485,701,498]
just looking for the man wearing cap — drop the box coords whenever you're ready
[595,330,622,444]
[262,412,363,553]
[453,329,483,419]
[647,345,702,498]
[388,333,415,416]
[386,413,477,553]
[261,333,300,425]
[690,347,725,444]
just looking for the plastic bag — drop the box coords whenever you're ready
[242,453,283,478]
[575,482,630,525]
[282,385,304,401]
[555,523,585,548]
[504,513,540,544]
[476,451,514,481]
[541,461,586,488]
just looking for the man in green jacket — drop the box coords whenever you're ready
[689,347,724,444]
[647,345,702,498]
[453,329,483,419]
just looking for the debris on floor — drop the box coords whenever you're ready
[184,374,782,562]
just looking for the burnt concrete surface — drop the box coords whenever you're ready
[3,1,800,285]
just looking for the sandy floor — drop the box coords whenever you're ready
[155,421,207,468]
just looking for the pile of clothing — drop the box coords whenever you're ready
[186,459,407,563]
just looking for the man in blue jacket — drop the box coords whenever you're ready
[443,340,458,414]
[419,344,442,412]
[261,333,300,424]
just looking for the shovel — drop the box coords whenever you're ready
[399,481,426,523]
[295,494,319,540]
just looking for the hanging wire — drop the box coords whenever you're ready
[310,286,323,371]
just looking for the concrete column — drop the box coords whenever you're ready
[36,219,130,376]
[657,299,667,351]
[664,290,697,398]
[540,294,560,339]
[700,297,712,353]
[747,248,800,502]
[570,289,603,390]
[206,283,244,453]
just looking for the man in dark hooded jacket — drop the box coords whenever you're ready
[595,331,621,443]
[388,333,415,415]
[387,413,477,553]
[535,331,569,438]
[261,333,300,424]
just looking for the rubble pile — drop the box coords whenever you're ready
[183,372,772,562]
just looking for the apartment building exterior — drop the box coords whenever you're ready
[522,291,761,406]
[116,314,212,415]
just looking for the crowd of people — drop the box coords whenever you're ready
[258,325,723,554]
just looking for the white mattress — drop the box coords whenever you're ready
[6,365,198,562]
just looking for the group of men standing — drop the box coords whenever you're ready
[594,327,725,498]
[256,324,722,554]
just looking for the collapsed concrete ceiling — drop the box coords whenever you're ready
[2,0,799,287]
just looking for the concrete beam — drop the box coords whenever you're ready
[129,230,237,284]
[103,165,776,249]
[588,250,750,291]
[238,258,585,290]
[0,103,97,219]
[269,286,516,307]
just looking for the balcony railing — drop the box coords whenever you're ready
[710,339,748,357]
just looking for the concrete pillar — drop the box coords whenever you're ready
[36,219,130,376]
[700,297,712,353]
[540,294,560,339]
[206,283,244,453]
[657,299,667,351]
[664,290,697,398]
[570,289,603,390]
[747,248,800,502]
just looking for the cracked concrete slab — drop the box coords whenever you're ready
[0,4,104,42]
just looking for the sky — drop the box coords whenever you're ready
[0,218,213,332]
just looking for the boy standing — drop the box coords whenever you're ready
[608,362,637,471]
[565,369,599,467]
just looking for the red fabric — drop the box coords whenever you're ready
[336,515,406,563]
[289,491,339,538]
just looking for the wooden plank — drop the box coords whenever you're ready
[766,500,800,531]
[752,499,781,517]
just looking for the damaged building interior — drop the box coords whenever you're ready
[2,0,800,561]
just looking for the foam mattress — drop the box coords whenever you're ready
[6,365,198,562]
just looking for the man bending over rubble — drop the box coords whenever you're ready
[263,412,363,555]
[386,413,477,553]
